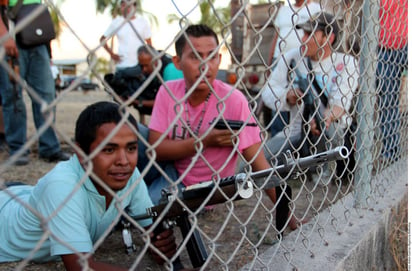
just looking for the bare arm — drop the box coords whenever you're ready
[310,104,346,136]
[324,104,346,128]
[62,254,128,271]
[61,228,176,270]
[0,19,18,57]
[99,35,121,63]
[267,28,279,66]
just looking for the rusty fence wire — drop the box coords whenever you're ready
[0,0,408,270]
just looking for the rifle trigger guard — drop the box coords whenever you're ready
[235,173,253,199]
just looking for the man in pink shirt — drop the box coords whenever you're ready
[148,24,300,232]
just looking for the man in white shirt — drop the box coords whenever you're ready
[100,0,152,70]
[262,12,359,180]
[266,0,322,138]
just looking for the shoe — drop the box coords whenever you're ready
[13,155,29,166]
[0,141,8,152]
[40,151,71,162]
[0,133,7,152]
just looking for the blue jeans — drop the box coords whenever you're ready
[270,111,289,137]
[0,45,61,157]
[136,123,181,205]
[376,46,408,159]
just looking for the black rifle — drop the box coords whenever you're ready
[132,146,349,268]
[289,59,324,131]
[210,118,258,130]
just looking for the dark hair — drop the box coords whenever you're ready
[75,101,138,154]
[174,24,219,57]
[137,44,158,56]
[296,12,339,46]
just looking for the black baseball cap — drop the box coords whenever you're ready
[296,12,339,41]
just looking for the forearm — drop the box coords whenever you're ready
[100,36,116,58]
[149,128,233,161]
[103,44,116,58]
[152,137,198,161]
[63,254,128,271]
[0,19,18,57]
[88,261,129,271]
[267,27,279,65]
[325,104,345,122]
[0,18,7,36]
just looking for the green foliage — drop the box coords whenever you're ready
[94,57,111,78]
[48,0,66,38]
[167,0,230,38]
[199,0,230,34]
[95,0,158,26]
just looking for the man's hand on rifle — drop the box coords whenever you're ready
[203,129,234,148]
[309,118,321,136]
[324,105,346,131]
[286,88,304,106]
[150,228,178,264]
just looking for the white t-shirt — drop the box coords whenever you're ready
[273,3,322,60]
[103,15,152,69]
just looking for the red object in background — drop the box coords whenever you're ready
[248,73,259,85]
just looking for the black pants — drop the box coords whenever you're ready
[275,185,292,234]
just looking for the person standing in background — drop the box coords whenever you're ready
[0,0,70,165]
[266,0,321,137]
[100,0,152,71]
[376,0,408,163]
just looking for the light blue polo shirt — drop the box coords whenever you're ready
[0,155,153,262]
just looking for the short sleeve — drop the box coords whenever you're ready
[35,181,93,256]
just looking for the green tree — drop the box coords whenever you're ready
[49,0,65,38]
[95,0,141,17]
[167,0,230,36]
[95,0,157,25]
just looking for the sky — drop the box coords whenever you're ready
[51,0,219,61]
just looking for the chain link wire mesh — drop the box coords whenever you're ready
[0,0,407,270]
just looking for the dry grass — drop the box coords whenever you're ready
[389,197,408,271]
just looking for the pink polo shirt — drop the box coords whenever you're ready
[149,79,261,187]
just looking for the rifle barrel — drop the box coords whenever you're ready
[133,146,349,221]
[250,146,349,180]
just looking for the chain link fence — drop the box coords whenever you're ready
[0,0,407,270]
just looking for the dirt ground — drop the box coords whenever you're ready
[0,90,351,270]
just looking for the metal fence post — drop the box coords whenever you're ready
[354,0,380,207]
